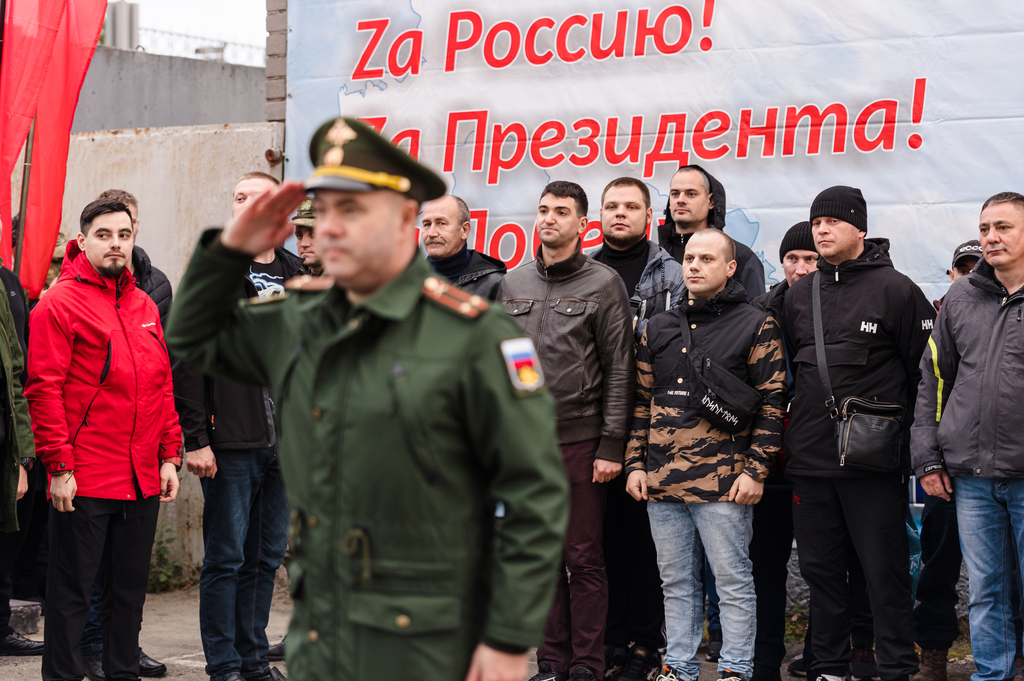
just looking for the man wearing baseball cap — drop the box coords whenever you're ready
[780,186,935,681]
[932,240,980,312]
[166,117,569,681]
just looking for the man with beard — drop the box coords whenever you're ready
[421,194,506,299]
[659,165,765,302]
[27,198,181,681]
[591,177,683,680]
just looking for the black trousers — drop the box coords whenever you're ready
[42,494,159,681]
[604,472,665,650]
[0,463,42,637]
[751,476,794,668]
[791,475,918,681]
[802,545,875,665]
[912,495,962,650]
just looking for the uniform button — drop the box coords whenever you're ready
[676,378,683,384]
[688,300,694,306]
[312,408,322,421]
[307,515,318,529]
[975,468,982,475]
[566,307,572,312]
[681,348,687,353]
[395,615,411,629]
[308,630,319,643]
[690,323,696,329]
[347,319,359,330]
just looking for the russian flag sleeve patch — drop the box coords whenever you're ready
[500,337,546,396]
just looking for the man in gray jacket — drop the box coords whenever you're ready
[912,191,1024,681]
[499,180,635,681]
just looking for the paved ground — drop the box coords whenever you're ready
[1,585,980,681]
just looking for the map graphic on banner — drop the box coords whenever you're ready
[285,0,1024,301]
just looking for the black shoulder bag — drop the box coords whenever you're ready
[811,271,903,472]
[679,308,764,434]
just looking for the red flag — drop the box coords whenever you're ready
[20,0,107,297]
[0,0,68,263]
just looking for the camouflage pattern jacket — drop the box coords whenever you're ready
[626,279,786,502]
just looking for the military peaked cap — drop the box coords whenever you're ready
[305,117,446,203]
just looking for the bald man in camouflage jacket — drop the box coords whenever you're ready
[625,229,786,681]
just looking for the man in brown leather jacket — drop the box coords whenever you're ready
[498,180,635,681]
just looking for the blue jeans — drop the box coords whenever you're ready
[199,447,288,681]
[704,556,721,632]
[648,501,756,680]
[955,476,1024,681]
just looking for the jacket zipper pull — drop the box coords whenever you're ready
[834,270,839,282]
[840,452,846,466]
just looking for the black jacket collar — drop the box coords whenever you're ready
[815,238,893,280]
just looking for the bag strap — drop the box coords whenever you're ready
[811,271,839,419]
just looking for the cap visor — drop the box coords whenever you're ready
[304,175,377,193]
[290,218,315,228]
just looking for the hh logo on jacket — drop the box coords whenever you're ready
[860,321,878,334]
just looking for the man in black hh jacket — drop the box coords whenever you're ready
[781,186,934,681]
[176,172,305,681]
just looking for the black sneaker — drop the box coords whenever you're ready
[621,646,660,681]
[706,629,723,663]
[570,666,598,681]
[530,661,568,681]
[751,665,781,681]
[787,657,808,678]
[606,645,629,681]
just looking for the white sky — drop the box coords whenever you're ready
[130,0,268,47]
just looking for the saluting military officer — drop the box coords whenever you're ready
[166,118,570,681]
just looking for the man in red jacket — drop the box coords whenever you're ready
[26,198,182,681]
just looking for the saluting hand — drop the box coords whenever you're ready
[50,472,76,512]
[220,181,308,256]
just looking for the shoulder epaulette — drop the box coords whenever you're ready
[422,276,488,319]
[285,275,334,291]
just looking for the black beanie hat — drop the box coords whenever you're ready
[779,221,815,262]
[809,185,867,232]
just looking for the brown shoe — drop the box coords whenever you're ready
[913,649,948,681]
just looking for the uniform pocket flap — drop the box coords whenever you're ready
[552,298,586,315]
[503,299,533,316]
[793,342,869,367]
[346,592,460,635]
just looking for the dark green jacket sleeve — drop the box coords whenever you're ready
[1,274,34,533]
[165,230,286,388]
[463,315,569,650]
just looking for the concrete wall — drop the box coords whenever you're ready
[71,46,266,134]
[55,122,284,575]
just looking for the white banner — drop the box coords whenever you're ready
[286,0,1024,300]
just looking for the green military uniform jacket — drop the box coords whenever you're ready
[0,271,35,533]
[166,231,569,681]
